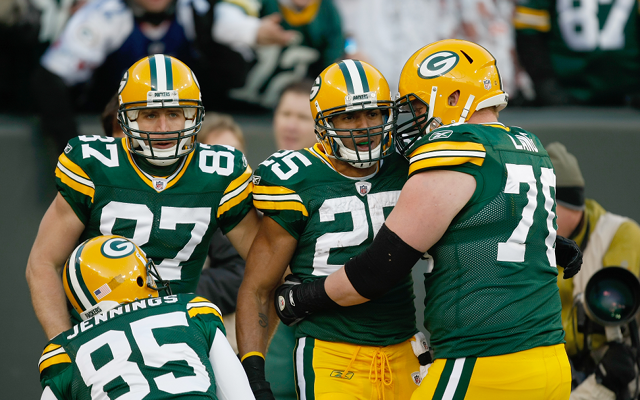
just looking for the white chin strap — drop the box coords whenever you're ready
[126,109,196,166]
[336,139,382,169]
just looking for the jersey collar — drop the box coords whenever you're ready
[122,138,194,192]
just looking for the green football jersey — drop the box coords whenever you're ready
[39,294,226,399]
[56,136,253,293]
[253,144,416,346]
[407,123,565,359]
[229,0,344,108]
[515,0,640,102]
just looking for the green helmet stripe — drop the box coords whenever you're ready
[164,55,174,90]
[67,241,97,311]
[149,55,158,91]
[353,60,370,93]
[337,61,355,94]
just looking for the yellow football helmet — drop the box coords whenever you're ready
[395,39,508,156]
[310,59,395,168]
[63,235,171,320]
[118,54,205,166]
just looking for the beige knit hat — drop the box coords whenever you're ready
[546,142,585,210]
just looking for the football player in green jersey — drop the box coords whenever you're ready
[274,39,584,399]
[39,235,255,400]
[236,60,425,400]
[514,0,640,105]
[26,54,261,340]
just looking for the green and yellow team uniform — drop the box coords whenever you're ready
[558,199,640,356]
[56,136,253,294]
[407,123,570,400]
[253,144,420,400]
[515,0,640,103]
[39,294,226,399]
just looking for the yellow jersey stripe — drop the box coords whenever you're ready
[58,153,90,180]
[253,200,309,217]
[409,156,484,175]
[42,343,62,355]
[514,6,550,31]
[188,306,223,320]
[484,123,510,131]
[124,138,155,187]
[165,150,194,190]
[410,141,486,159]
[224,166,253,195]
[253,185,296,195]
[122,138,195,191]
[39,353,71,374]
[187,298,223,319]
[55,167,95,201]
[189,296,210,304]
[306,144,334,168]
[217,180,253,218]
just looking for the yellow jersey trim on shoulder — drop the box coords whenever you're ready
[123,137,194,192]
[483,123,510,131]
[409,141,486,175]
[307,144,336,171]
[56,153,95,201]
[39,344,71,374]
[187,297,223,321]
[217,165,253,218]
[253,185,308,216]
[514,6,550,31]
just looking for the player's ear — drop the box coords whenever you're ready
[448,90,460,106]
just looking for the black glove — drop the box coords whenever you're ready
[241,354,275,400]
[274,275,339,326]
[274,275,308,326]
[556,235,583,279]
[595,342,636,399]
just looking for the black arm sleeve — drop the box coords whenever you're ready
[196,228,245,315]
[344,223,423,300]
[31,65,79,153]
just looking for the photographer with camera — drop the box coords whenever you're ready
[548,142,640,400]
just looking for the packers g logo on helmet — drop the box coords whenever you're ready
[418,51,459,79]
[63,235,172,320]
[310,76,321,101]
[101,238,136,258]
[395,39,508,158]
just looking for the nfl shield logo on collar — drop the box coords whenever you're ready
[356,181,371,196]
[153,179,166,192]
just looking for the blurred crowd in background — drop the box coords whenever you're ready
[1,0,639,155]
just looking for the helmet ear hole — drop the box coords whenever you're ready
[137,276,144,287]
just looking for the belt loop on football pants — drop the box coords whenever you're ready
[369,349,393,400]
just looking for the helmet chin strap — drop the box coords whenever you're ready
[335,139,381,169]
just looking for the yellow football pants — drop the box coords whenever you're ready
[294,336,421,400]
[411,344,571,400]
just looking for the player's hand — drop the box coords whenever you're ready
[556,235,582,279]
[256,13,298,46]
[274,274,309,326]
[241,354,275,400]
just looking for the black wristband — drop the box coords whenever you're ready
[241,354,267,383]
[292,276,338,314]
[345,223,423,299]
